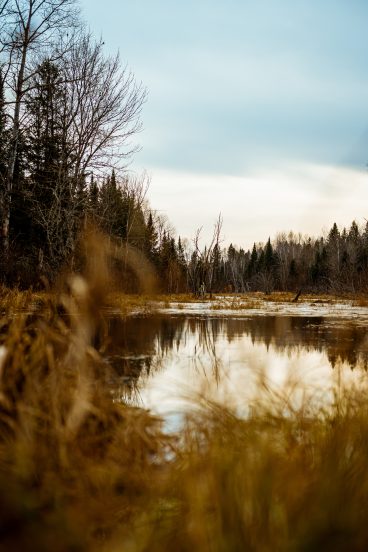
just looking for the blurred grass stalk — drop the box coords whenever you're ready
[0,228,368,551]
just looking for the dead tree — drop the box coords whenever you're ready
[292,289,302,302]
[189,214,223,297]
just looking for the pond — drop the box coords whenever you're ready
[104,312,368,425]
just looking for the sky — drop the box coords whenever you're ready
[80,0,368,248]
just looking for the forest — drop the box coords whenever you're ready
[1,1,368,295]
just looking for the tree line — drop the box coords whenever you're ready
[147,218,368,296]
[1,1,367,294]
[205,220,368,295]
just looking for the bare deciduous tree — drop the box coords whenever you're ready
[188,214,223,296]
[61,33,147,178]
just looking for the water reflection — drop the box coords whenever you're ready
[106,315,368,372]
[103,315,368,415]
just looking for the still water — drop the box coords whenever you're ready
[105,314,368,420]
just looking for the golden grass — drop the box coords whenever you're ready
[354,297,368,307]
[0,286,50,314]
[211,296,262,310]
[2,241,368,549]
[3,289,367,320]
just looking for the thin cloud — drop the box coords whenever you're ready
[147,163,368,248]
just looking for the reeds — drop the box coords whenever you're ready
[1,231,368,550]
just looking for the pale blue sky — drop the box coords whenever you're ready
[80,0,368,246]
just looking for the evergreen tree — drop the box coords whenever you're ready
[256,250,265,274]
[88,175,99,218]
[328,222,340,245]
[327,222,341,279]
[20,59,78,275]
[264,238,275,272]
[99,172,126,237]
[227,244,236,261]
[211,242,222,292]
[25,60,69,203]
[177,237,186,267]
[348,220,359,243]
[289,258,298,280]
[144,211,158,262]
[346,220,360,288]
[357,222,368,274]
[310,246,329,287]
[247,243,258,278]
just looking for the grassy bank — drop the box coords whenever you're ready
[1,247,368,549]
[2,287,368,321]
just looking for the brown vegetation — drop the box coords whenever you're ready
[0,233,368,550]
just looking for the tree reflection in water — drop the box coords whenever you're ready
[104,315,368,405]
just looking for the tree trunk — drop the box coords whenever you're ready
[2,15,30,262]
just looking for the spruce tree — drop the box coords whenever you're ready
[247,243,258,277]
[26,60,68,205]
[144,212,158,262]
[264,238,274,272]
[22,59,75,273]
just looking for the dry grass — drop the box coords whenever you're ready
[3,289,366,320]
[209,292,368,311]
[0,230,171,551]
[354,296,368,308]
[2,240,368,549]
[151,391,368,552]
[0,286,50,315]
[211,296,262,310]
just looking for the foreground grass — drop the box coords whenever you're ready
[2,251,368,549]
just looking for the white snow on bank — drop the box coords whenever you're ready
[156,298,368,323]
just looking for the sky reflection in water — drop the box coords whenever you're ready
[105,315,368,420]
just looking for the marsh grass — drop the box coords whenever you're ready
[211,296,262,310]
[354,296,368,307]
[0,286,49,316]
[2,235,368,549]
[209,292,368,312]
